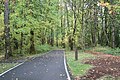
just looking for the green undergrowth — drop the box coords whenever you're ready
[86,46,120,56]
[0,63,18,74]
[35,44,52,53]
[66,51,95,77]
[10,44,55,58]
[0,44,55,74]
[0,51,4,58]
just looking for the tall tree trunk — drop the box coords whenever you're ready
[104,6,109,45]
[41,37,45,45]
[13,38,18,50]
[112,21,115,48]
[4,0,11,59]
[30,30,36,54]
[73,4,77,35]
[92,1,97,47]
[62,12,66,48]
[68,35,74,50]
[61,36,65,48]
[60,3,64,48]
[70,1,77,50]
[110,0,115,48]
[100,5,109,46]
[65,2,69,30]
[50,29,54,46]
[41,29,46,45]
[47,36,51,45]
[81,0,85,49]
[111,10,115,48]
[56,31,59,47]
[20,32,23,54]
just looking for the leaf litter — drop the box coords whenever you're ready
[79,51,120,80]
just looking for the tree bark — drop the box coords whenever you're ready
[68,35,74,50]
[50,29,54,46]
[110,0,115,48]
[73,1,77,35]
[20,32,23,54]
[13,38,18,50]
[30,30,36,54]
[81,0,85,49]
[75,47,78,61]
[4,0,11,59]
[56,31,59,47]
[92,1,97,47]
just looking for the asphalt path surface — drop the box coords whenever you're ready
[0,50,68,80]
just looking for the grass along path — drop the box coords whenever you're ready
[0,52,48,74]
[66,51,96,79]
[0,44,56,75]
[86,46,120,56]
[66,50,120,80]
[0,63,18,74]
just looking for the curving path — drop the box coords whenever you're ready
[0,50,70,80]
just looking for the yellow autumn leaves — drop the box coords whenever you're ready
[99,1,119,15]
[99,2,109,7]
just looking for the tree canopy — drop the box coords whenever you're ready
[0,0,120,59]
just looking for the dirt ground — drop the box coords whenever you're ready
[78,51,120,80]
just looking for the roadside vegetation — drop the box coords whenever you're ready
[0,63,18,74]
[86,46,120,56]
[66,46,120,80]
[66,51,96,78]
[0,44,54,74]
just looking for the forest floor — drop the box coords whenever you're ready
[79,51,120,80]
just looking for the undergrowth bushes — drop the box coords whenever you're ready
[89,46,120,56]
[35,44,52,53]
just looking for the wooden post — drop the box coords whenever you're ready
[75,47,78,61]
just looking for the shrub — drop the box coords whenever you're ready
[35,44,52,53]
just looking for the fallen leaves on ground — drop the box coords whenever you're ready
[79,51,120,80]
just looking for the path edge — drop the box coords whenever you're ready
[64,51,71,80]
[0,50,52,77]
[0,62,24,77]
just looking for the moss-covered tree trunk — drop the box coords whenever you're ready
[20,32,23,54]
[50,29,54,46]
[92,0,97,47]
[81,0,85,49]
[30,30,36,54]
[110,0,115,48]
[4,0,12,59]
[68,36,74,50]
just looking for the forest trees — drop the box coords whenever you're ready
[60,0,120,49]
[0,0,61,59]
[0,0,120,59]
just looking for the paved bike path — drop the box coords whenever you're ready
[0,50,69,80]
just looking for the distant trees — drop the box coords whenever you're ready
[60,0,120,49]
[0,0,120,59]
